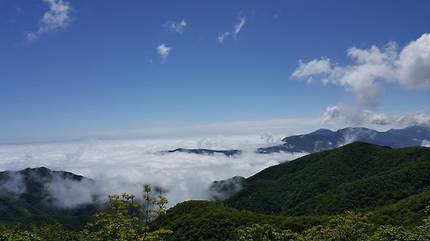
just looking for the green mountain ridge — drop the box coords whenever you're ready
[226,142,430,215]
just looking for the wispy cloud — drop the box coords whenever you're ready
[217,32,231,44]
[164,19,187,34]
[26,0,72,41]
[156,43,172,62]
[218,16,246,44]
[233,17,246,38]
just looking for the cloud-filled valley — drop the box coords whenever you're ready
[0,135,306,207]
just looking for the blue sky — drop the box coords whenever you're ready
[1,0,430,142]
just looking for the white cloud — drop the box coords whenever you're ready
[422,140,430,147]
[397,33,430,88]
[26,0,72,41]
[156,44,172,62]
[361,110,392,125]
[164,19,187,34]
[322,105,430,127]
[292,58,332,83]
[218,16,246,43]
[218,32,231,44]
[322,106,343,124]
[0,136,306,207]
[292,34,430,107]
[397,112,430,126]
[234,17,246,38]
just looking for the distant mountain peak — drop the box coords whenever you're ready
[309,128,335,136]
[259,125,430,154]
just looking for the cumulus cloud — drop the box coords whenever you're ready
[397,112,430,126]
[156,44,172,62]
[422,140,430,147]
[322,106,343,124]
[322,105,430,127]
[26,0,72,41]
[323,105,392,125]
[292,33,430,107]
[164,19,187,34]
[218,16,246,43]
[292,58,332,83]
[0,136,306,207]
[397,33,430,88]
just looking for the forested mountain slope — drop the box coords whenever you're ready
[227,142,430,215]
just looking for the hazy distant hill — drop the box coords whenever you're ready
[163,126,430,156]
[0,167,100,228]
[258,125,430,153]
[166,148,241,156]
[228,142,430,215]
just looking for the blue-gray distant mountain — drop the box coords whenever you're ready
[166,148,242,157]
[257,125,430,154]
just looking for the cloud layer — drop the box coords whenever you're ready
[0,136,305,207]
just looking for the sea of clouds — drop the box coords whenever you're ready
[0,114,423,208]
[0,134,306,207]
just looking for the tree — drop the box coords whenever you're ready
[0,225,79,241]
[82,186,172,241]
[235,224,302,241]
[302,212,374,241]
[368,225,409,241]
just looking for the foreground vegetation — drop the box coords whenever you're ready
[1,198,430,240]
[0,185,172,241]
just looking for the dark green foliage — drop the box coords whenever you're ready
[152,200,324,241]
[368,189,430,227]
[0,188,171,241]
[235,224,301,241]
[82,190,172,241]
[227,142,430,215]
[0,224,80,241]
